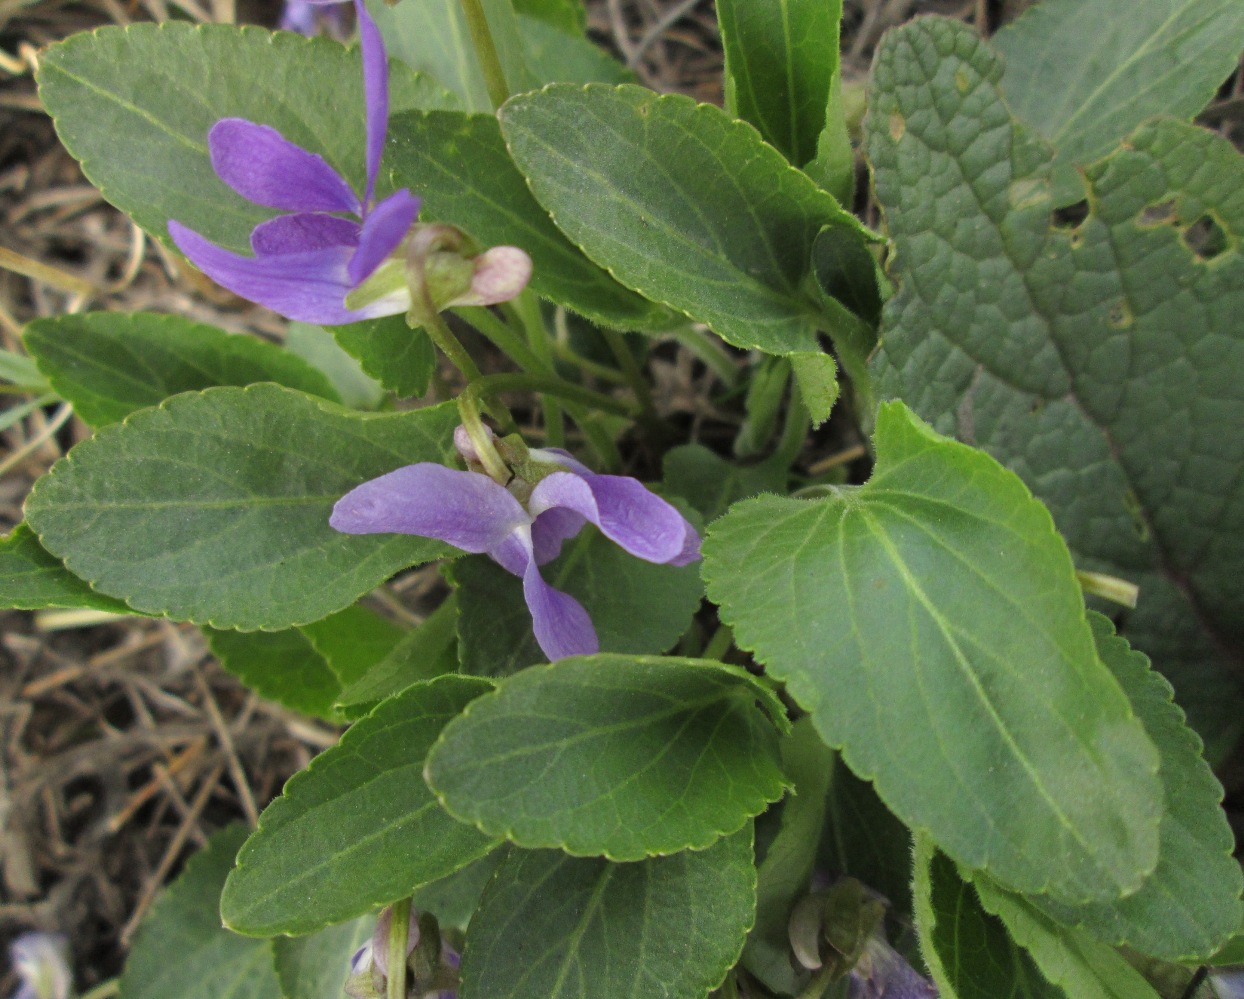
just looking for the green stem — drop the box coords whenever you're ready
[457,391,511,483]
[664,326,740,387]
[458,0,510,109]
[603,328,656,418]
[468,373,639,418]
[511,293,565,448]
[422,307,483,384]
[796,965,835,999]
[455,306,547,373]
[702,624,734,662]
[774,375,810,468]
[385,899,412,999]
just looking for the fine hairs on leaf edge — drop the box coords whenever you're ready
[221,673,498,937]
[700,402,1162,905]
[422,655,791,862]
[21,383,460,631]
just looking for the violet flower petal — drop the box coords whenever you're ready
[531,506,587,565]
[354,0,387,207]
[329,463,530,552]
[488,530,531,577]
[529,472,690,564]
[250,213,361,255]
[348,188,420,285]
[521,548,599,660]
[209,119,360,214]
[169,221,375,324]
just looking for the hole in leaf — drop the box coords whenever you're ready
[1137,199,1177,227]
[1180,214,1230,261]
[1050,200,1089,231]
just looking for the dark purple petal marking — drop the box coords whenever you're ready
[348,188,420,285]
[329,463,529,551]
[209,119,359,214]
[522,553,599,660]
[250,213,361,255]
[354,0,387,207]
[169,221,372,324]
[530,506,587,565]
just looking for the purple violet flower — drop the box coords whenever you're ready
[6,934,71,999]
[329,431,700,661]
[167,0,419,325]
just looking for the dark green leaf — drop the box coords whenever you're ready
[300,604,406,689]
[24,385,460,630]
[1031,613,1242,960]
[119,826,281,999]
[331,315,436,400]
[23,312,338,428]
[452,526,704,677]
[207,627,343,721]
[994,0,1244,202]
[410,849,503,932]
[273,917,372,999]
[336,595,460,717]
[37,23,453,252]
[426,655,788,860]
[460,829,756,999]
[662,444,788,523]
[386,109,675,330]
[222,676,498,936]
[865,17,1244,750]
[0,522,134,615]
[498,84,870,354]
[703,401,1162,904]
[913,839,1063,999]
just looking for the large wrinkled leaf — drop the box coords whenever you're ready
[703,401,1162,905]
[119,826,281,999]
[426,656,787,860]
[1032,614,1242,960]
[37,23,454,253]
[24,385,459,629]
[865,18,1244,753]
[460,829,755,999]
[0,523,133,615]
[23,312,338,428]
[499,83,869,353]
[386,109,674,330]
[222,676,498,936]
[994,0,1244,202]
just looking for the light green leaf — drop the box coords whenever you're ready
[0,522,135,615]
[207,627,343,721]
[717,0,843,169]
[0,349,47,389]
[703,400,1162,904]
[994,0,1244,203]
[426,655,788,860]
[37,23,453,253]
[971,872,1162,999]
[513,0,585,35]
[913,838,1063,999]
[386,109,675,330]
[24,385,460,630]
[23,312,339,428]
[662,444,788,523]
[865,17,1244,750]
[331,315,436,400]
[222,676,498,937]
[273,916,373,999]
[286,323,385,411]
[790,351,838,428]
[498,83,869,354]
[119,826,281,999]
[299,603,406,689]
[452,526,704,676]
[518,15,632,86]
[335,595,459,717]
[1031,613,1243,960]
[367,0,486,110]
[459,829,756,999]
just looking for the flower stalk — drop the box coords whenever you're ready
[384,899,412,999]
[458,0,510,109]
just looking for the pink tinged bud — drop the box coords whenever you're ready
[454,423,496,464]
[8,934,71,999]
[370,906,419,979]
[447,246,533,307]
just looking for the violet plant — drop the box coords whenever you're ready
[5,0,1244,998]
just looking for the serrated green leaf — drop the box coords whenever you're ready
[717,0,842,169]
[335,595,459,717]
[23,312,338,428]
[386,109,674,330]
[913,839,1063,999]
[24,385,460,630]
[703,400,1161,904]
[299,604,405,689]
[119,826,281,999]
[273,916,372,999]
[37,23,454,253]
[0,522,135,615]
[790,351,838,428]
[459,829,756,999]
[1031,613,1242,960]
[286,323,385,411]
[331,315,436,400]
[222,676,498,936]
[452,526,705,676]
[498,83,870,354]
[207,627,343,721]
[426,655,788,860]
[970,872,1162,999]
[994,0,1244,203]
[662,444,788,523]
[865,18,1244,749]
